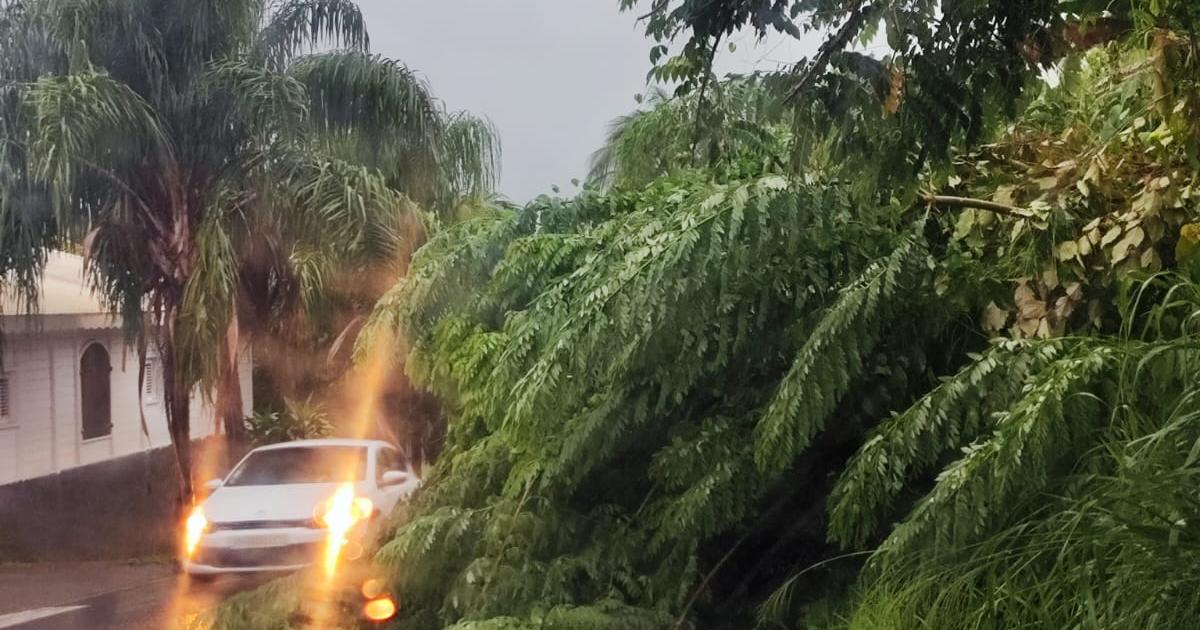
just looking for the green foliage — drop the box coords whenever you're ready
[243,398,334,446]
[798,35,1200,624]
[219,5,1200,630]
[622,0,1067,191]
[828,339,1064,548]
[587,79,790,190]
[347,144,946,627]
[257,0,369,70]
[878,341,1116,555]
[936,41,1200,338]
[754,233,926,476]
[824,307,1200,629]
[369,43,1200,630]
[193,576,300,630]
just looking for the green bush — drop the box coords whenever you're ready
[243,398,334,446]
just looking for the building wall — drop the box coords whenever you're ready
[0,437,249,562]
[0,326,252,486]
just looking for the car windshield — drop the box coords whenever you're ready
[224,446,367,486]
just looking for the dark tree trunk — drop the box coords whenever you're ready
[155,183,198,509]
[218,360,246,441]
[216,314,247,445]
[161,329,193,506]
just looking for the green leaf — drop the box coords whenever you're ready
[1057,240,1079,262]
[1101,225,1124,247]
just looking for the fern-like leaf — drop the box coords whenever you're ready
[754,232,927,475]
[879,344,1116,557]
[828,338,1066,548]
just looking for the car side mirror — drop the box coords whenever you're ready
[203,478,223,492]
[380,470,409,487]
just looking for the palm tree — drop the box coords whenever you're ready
[586,78,788,190]
[0,0,498,499]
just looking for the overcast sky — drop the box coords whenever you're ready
[354,1,820,203]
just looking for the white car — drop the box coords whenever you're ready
[182,438,420,576]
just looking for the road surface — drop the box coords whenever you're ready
[0,562,271,629]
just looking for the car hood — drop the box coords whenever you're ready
[203,482,363,524]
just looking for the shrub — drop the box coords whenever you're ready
[243,398,334,446]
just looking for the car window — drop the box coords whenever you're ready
[376,448,403,483]
[225,446,367,486]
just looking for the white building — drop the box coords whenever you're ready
[0,252,252,485]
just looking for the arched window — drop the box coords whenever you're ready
[80,343,112,440]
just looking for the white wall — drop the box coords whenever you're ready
[0,326,252,485]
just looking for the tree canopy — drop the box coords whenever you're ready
[200,1,1200,628]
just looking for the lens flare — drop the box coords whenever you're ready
[363,596,397,622]
[321,484,373,577]
[361,578,385,599]
[184,506,208,557]
[303,305,398,621]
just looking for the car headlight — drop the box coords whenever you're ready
[184,506,208,556]
[313,492,374,529]
[317,484,376,577]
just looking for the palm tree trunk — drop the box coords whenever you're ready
[217,361,246,441]
[216,313,247,444]
[160,182,196,506]
[161,314,194,505]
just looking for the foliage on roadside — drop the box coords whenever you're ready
[188,576,300,630]
[348,128,947,628]
[352,33,1200,630]
[818,316,1200,629]
[211,2,1200,629]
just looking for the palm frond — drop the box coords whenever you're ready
[257,0,368,70]
[176,211,239,391]
[586,80,788,190]
[24,66,169,226]
[267,151,404,261]
[206,56,308,141]
[443,111,501,201]
[287,244,333,324]
[289,51,442,145]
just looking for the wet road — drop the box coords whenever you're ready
[0,562,271,629]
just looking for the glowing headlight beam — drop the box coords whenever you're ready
[321,483,373,578]
[184,506,208,557]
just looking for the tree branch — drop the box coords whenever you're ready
[689,33,722,165]
[923,194,1027,217]
[636,0,669,23]
[785,1,871,102]
[671,533,747,630]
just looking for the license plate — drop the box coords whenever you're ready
[227,532,286,548]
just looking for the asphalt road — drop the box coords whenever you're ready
[0,562,271,630]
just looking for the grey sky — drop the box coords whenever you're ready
[355,1,819,203]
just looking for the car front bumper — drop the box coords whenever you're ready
[184,527,326,575]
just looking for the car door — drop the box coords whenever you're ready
[373,446,417,513]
